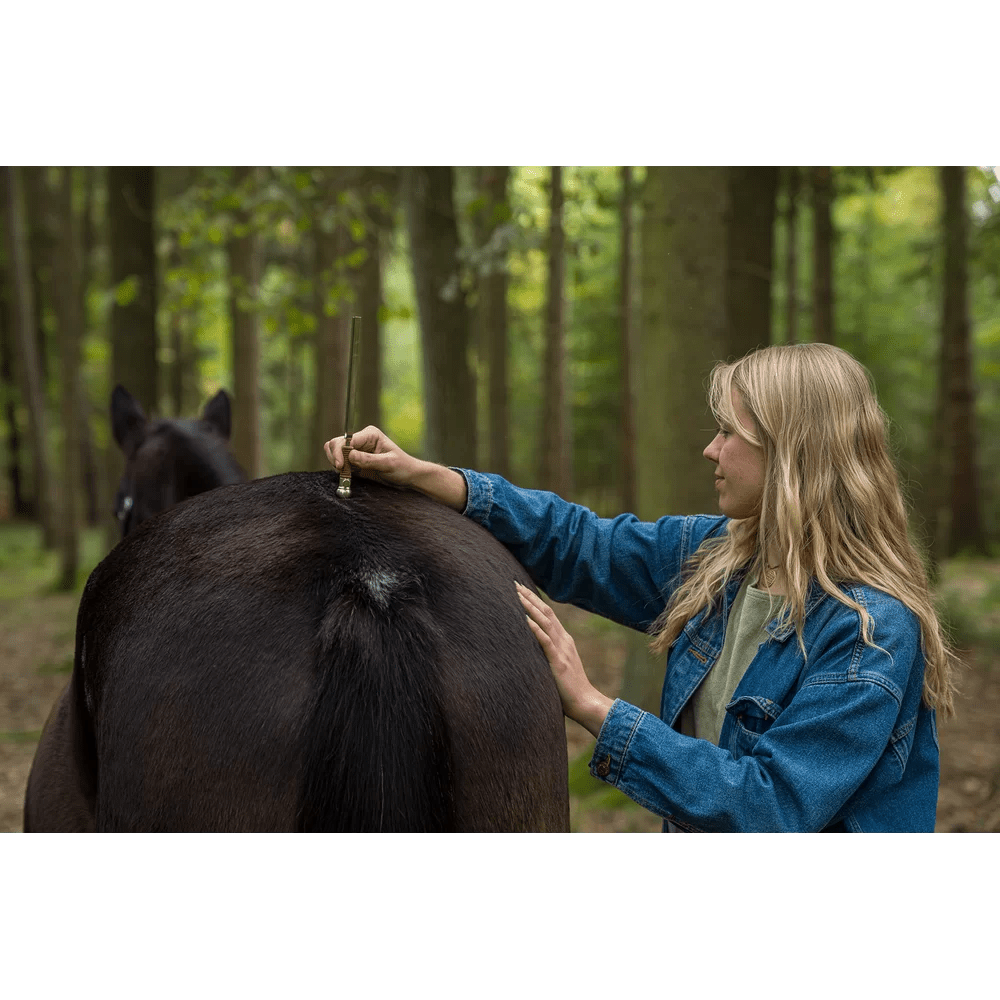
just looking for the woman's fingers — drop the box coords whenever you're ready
[516,582,552,627]
[515,582,613,738]
[516,582,568,645]
[324,426,394,473]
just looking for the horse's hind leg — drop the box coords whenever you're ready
[23,682,96,832]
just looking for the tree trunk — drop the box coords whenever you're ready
[1,166,54,543]
[404,166,476,466]
[51,167,82,590]
[619,166,730,714]
[356,167,386,433]
[21,167,52,388]
[77,165,99,525]
[619,165,637,515]
[0,256,32,517]
[227,165,262,478]
[940,166,986,559]
[811,166,835,345]
[169,310,185,418]
[726,166,779,358]
[287,334,305,471]
[475,165,512,478]
[784,166,799,345]
[311,167,349,472]
[540,165,571,496]
[109,166,158,415]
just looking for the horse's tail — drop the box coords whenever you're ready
[297,564,453,832]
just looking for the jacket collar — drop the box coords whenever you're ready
[726,567,832,642]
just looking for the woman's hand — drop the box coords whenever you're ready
[516,582,613,738]
[325,426,418,488]
[324,426,468,511]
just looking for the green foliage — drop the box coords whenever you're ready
[503,167,629,510]
[770,166,1000,540]
[380,223,424,456]
[114,274,139,307]
[0,524,107,598]
[10,163,1000,558]
[936,557,1000,652]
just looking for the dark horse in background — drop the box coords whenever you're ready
[24,386,570,831]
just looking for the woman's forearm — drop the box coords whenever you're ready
[409,461,468,512]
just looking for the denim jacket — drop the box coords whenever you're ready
[458,469,939,832]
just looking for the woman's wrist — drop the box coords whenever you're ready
[410,460,468,512]
[569,690,614,739]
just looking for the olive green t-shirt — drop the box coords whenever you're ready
[679,576,780,746]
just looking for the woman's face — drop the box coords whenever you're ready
[703,391,765,519]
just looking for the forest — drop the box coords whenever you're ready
[2,164,1000,833]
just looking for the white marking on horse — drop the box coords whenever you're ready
[363,568,401,609]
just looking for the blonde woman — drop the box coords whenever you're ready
[325,343,956,832]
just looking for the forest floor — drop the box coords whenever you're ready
[1,523,998,834]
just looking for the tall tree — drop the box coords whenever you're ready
[784,166,800,345]
[227,165,262,478]
[0,255,32,516]
[1,166,54,543]
[77,165,99,525]
[109,166,158,415]
[166,240,186,418]
[619,166,730,713]
[726,166,779,357]
[540,165,571,496]
[929,166,987,564]
[474,165,512,478]
[21,167,52,386]
[811,166,835,344]
[404,166,476,466]
[619,165,637,514]
[311,166,349,472]
[51,167,83,589]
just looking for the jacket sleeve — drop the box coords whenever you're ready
[456,468,726,632]
[589,599,921,831]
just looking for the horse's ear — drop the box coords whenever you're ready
[202,390,231,441]
[110,385,147,455]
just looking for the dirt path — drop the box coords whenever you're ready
[2,597,997,833]
[935,646,1000,831]
[0,592,78,833]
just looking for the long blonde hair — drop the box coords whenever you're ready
[649,342,958,717]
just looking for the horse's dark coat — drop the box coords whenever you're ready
[24,389,569,832]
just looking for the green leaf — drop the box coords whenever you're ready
[345,247,368,270]
[115,275,140,308]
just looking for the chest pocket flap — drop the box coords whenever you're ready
[727,694,784,736]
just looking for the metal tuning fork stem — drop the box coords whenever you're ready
[337,316,362,498]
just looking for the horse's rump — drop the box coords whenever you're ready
[77,472,568,832]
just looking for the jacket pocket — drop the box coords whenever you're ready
[888,712,917,772]
[725,695,784,757]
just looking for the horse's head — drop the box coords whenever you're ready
[110,385,246,536]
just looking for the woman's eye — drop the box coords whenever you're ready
[718,427,730,438]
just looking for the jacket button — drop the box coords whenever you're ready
[596,755,611,777]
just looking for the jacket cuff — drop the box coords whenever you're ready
[589,698,647,785]
[451,467,493,523]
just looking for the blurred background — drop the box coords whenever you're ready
[1,164,999,832]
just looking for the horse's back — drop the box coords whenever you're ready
[78,472,569,831]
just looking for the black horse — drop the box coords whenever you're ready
[109,384,246,536]
[24,389,569,831]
